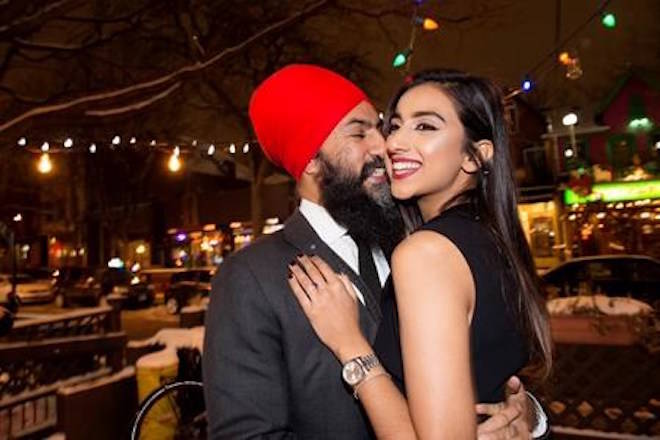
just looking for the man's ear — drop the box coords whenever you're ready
[303,156,321,177]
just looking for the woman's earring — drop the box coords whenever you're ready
[482,168,490,176]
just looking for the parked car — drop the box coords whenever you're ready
[105,268,155,308]
[164,268,215,314]
[541,255,660,310]
[58,268,154,308]
[53,267,98,307]
[0,273,54,304]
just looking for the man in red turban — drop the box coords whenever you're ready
[204,64,542,439]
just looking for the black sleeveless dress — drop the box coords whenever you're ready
[374,203,529,403]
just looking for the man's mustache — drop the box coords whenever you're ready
[360,157,386,182]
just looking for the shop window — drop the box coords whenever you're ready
[529,216,555,258]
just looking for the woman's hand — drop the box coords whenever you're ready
[288,255,370,362]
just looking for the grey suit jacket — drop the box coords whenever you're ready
[203,210,383,439]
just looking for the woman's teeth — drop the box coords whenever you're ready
[392,162,421,171]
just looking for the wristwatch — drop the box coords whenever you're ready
[341,354,380,387]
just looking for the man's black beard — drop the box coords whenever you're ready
[318,154,405,256]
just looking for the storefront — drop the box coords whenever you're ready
[167,224,230,268]
[562,179,660,259]
[518,200,563,270]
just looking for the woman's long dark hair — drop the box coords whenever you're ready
[384,69,552,379]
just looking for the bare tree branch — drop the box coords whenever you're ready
[85,81,181,116]
[0,0,80,37]
[0,0,331,133]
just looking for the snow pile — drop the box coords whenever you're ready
[547,295,653,317]
[129,327,204,368]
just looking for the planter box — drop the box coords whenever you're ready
[550,315,641,346]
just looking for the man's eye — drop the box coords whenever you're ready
[351,133,366,139]
[388,124,400,132]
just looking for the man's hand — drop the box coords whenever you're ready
[476,376,531,440]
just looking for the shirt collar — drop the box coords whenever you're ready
[298,198,348,245]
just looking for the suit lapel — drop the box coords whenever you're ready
[283,211,382,342]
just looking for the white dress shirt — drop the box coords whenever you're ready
[299,198,390,306]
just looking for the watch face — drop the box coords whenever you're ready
[342,360,365,386]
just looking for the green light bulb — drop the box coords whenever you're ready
[392,52,407,68]
[602,13,616,29]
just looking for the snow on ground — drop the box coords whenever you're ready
[547,295,653,316]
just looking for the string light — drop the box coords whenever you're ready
[41,142,50,152]
[521,76,533,92]
[392,49,412,68]
[558,52,572,65]
[63,137,73,148]
[413,16,439,31]
[601,12,616,29]
[243,142,250,153]
[17,137,27,147]
[168,147,182,172]
[150,139,157,146]
[129,137,137,145]
[207,144,216,156]
[38,153,53,174]
[13,213,22,222]
[112,135,121,145]
[229,143,236,154]
[89,143,97,153]
[192,140,198,147]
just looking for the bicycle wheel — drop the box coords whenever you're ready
[131,380,206,440]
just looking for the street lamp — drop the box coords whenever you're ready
[562,112,578,157]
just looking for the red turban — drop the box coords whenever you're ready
[249,64,368,180]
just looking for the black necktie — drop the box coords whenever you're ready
[350,234,382,302]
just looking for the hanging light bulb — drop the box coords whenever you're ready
[192,139,198,147]
[38,153,53,174]
[150,139,156,146]
[41,142,50,152]
[601,12,616,29]
[521,76,533,92]
[17,137,27,147]
[168,147,182,172]
[129,137,137,145]
[63,137,73,148]
[112,135,121,145]
[89,143,97,153]
[392,49,411,68]
[229,143,236,154]
[558,51,572,65]
[243,142,250,153]
[207,144,216,156]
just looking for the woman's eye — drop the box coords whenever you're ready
[351,133,366,139]
[415,123,436,131]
